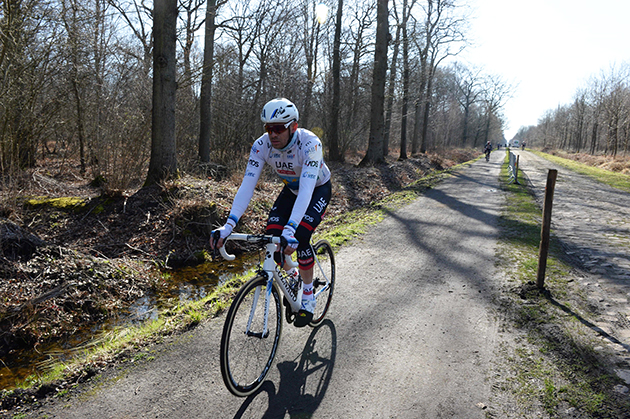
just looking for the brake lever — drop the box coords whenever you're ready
[279,235,288,267]
[211,230,221,262]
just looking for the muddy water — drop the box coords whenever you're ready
[0,257,253,390]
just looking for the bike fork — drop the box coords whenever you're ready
[245,274,273,339]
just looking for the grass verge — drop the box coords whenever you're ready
[492,151,630,417]
[531,150,630,192]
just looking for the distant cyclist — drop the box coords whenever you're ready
[209,98,332,327]
[484,141,493,161]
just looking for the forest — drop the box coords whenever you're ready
[514,62,630,156]
[1,0,517,193]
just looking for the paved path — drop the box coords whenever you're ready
[31,152,509,418]
[20,149,630,418]
[514,150,630,354]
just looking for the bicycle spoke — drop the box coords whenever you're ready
[310,240,335,326]
[220,276,282,396]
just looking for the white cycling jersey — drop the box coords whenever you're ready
[228,128,331,230]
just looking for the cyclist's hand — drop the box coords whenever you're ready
[281,225,298,255]
[210,220,234,249]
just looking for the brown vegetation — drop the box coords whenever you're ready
[543,149,630,175]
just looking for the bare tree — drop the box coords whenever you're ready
[360,0,388,166]
[454,63,482,146]
[600,65,630,156]
[341,1,375,155]
[479,73,512,147]
[301,0,327,129]
[382,0,401,158]
[411,0,466,154]
[398,0,414,160]
[0,0,60,173]
[178,0,205,96]
[570,89,588,152]
[146,0,178,185]
[107,0,153,76]
[198,0,221,163]
[61,0,89,173]
[328,0,344,161]
[221,0,268,102]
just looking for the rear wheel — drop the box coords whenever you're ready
[310,240,335,326]
[220,274,282,397]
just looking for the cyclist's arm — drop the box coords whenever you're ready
[228,141,266,223]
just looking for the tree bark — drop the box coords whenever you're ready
[146,0,178,185]
[198,0,217,163]
[383,2,401,158]
[360,0,388,166]
[328,0,343,162]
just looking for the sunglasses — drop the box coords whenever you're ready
[264,121,292,135]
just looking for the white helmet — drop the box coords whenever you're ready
[261,98,299,125]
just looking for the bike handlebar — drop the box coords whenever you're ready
[213,232,298,268]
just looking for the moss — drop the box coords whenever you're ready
[24,197,88,210]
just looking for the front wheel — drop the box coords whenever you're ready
[310,240,336,326]
[220,274,282,397]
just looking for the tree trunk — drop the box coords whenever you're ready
[383,17,401,157]
[328,0,343,162]
[146,0,178,185]
[303,8,320,130]
[399,0,410,160]
[411,58,427,154]
[462,104,470,146]
[198,0,217,163]
[360,0,388,166]
[420,75,433,153]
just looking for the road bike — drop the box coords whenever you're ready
[214,232,335,397]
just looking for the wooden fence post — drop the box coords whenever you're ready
[537,169,558,289]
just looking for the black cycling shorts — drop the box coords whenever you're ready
[266,180,332,270]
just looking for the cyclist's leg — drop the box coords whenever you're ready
[266,185,295,234]
[294,180,332,283]
[266,186,297,267]
[291,181,335,326]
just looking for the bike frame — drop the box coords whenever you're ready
[219,233,332,334]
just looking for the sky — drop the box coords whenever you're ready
[459,0,630,139]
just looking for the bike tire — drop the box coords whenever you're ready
[310,240,335,326]
[220,274,282,397]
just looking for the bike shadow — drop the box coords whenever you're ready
[232,319,337,419]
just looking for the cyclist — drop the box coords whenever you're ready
[210,98,332,327]
[484,141,492,160]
